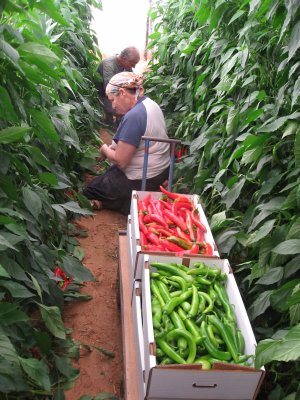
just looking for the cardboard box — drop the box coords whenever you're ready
[137,254,265,400]
[128,190,219,281]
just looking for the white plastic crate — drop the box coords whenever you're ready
[128,190,219,281]
[136,254,265,400]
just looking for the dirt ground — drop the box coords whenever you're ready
[64,130,127,400]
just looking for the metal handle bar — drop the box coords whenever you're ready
[141,136,182,192]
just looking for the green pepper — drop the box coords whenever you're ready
[151,262,194,283]
[163,288,193,314]
[167,275,189,292]
[181,301,191,312]
[200,321,232,361]
[156,347,165,358]
[160,357,174,365]
[170,290,182,297]
[166,329,196,364]
[237,330,245,354]
[150,279,165,307]
[194,358,211,369]
[170,310,188,350]
[162,313,174,332]
[195,276,212,285]
[213,282,235,321]
[156,280,171,303]
[152,297,162,328]
[188,285,200,318]
[207,315,239,363]
[198,291,214,314]
[156,337,186,364]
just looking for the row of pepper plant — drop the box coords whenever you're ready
[0,0,106,398]
[145,0,300,398]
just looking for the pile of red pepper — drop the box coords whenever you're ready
[54,266,73,290]
[137,186,214,256]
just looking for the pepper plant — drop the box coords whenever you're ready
[0,0,104,397]
[146,0,300,398]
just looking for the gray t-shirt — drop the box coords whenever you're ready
[113,96,170,180]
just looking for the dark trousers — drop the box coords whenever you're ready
[83,165,169,215]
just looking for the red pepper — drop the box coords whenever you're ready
[172,201,193,215]
[176,226,192,242]
[163,209,188,233]
[147,213,168,227]
[146,232,160,245]
[190,209,207,232]
[166,236,192,250]
[185,210,195,242]
[156,228,173,237]
[158,199,172,210]
[196,226,204,242]
[138,200,148,214]
[138,213,148,235]
[54,266,72,290]
[204,242,214,256]
[140,231,148,246]
[143,194,152,206]
[148,227,159,235]
[160,239,183,252]
[174,195,191,203]
[185,244,199,254]
[159,185,181,200]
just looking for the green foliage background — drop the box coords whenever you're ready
[0,0,103,397]
[146,0,300,398]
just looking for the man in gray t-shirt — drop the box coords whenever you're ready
[97,47,140,125]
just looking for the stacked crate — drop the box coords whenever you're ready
[127,190,265,400]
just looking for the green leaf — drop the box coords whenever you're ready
[19,357,51,391]
[255,324,300,368]
[288,21,300,61]
[0,303,28,325]
[295,126,300,168]
[38,172,58,186]
[0,234,18,251]
[0,280,33,298]
[272,239,300,255]
[38,304,66,339]
[61,255,95,282]
[247,219,276,245]
[0,126,29,144]
[0,264,10,278]
[222,178,246,209]
[256,267,284,285]
[28,273,42,301]
[228,10,245,25]
[22,187,42,219]
[0,37,20,65]
[35,0,68,26]
[94,394,118,400]
[270,280,300,312]
[0,86,19,123]
[292,76,300,107]
[61,201,94,216]
[258,112,300,133]
[18,42,60,63]
[30,109,60,143]
[29,146,51,168]
[248,290,272,320]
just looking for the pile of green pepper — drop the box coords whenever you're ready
[150,261,254,369]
